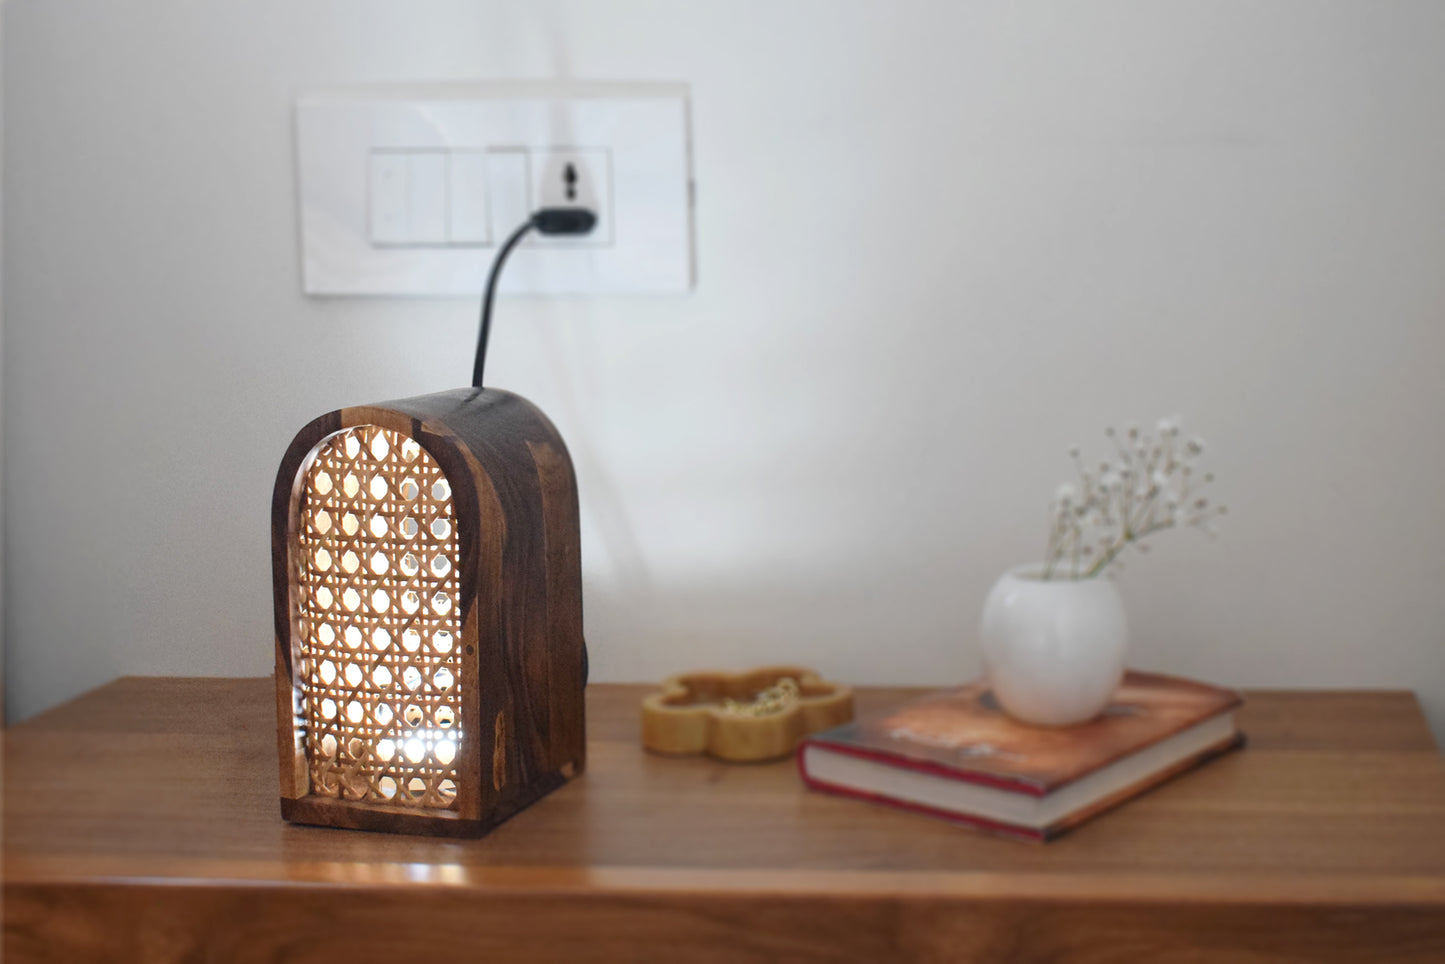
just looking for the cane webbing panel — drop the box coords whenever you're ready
[294,425,463,809]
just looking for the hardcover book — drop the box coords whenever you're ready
[797,671,1243,842]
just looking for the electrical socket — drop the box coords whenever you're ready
[529,147,612,245]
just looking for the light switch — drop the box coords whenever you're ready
[406,152,447,245]
[447,150,490,245]
[368,150,446,245]
[487,150,531,244]
[369,152,409,245]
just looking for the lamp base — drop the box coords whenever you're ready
[280,767,575,837]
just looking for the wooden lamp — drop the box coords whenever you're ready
[271,209,594,836]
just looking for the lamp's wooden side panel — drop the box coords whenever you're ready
[529,438,587,776]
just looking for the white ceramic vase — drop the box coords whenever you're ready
[979,563,1128,727]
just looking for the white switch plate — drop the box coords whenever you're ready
[296,82,693,296]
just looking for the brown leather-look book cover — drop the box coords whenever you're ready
[798,671,1244,841]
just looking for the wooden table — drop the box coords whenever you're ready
[6,678,1445,962]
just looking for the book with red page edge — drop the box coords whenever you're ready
[797,670,1244,842]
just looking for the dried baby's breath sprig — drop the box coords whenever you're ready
[1043,417,1225,580]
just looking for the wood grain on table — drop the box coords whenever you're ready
[6,677,1445,963]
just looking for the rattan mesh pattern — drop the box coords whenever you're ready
[294,425,463,809]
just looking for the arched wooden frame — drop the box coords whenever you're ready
[271,388,586,837]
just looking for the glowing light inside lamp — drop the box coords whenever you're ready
[295,425,463,808]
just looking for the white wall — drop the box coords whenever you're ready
[4,0,1444,739]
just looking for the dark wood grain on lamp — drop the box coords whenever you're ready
[6,678,1445,961]
[271,387,586,836]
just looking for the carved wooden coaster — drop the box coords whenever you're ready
[641,666,853,763]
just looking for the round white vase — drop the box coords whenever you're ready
[979,563,1128,727]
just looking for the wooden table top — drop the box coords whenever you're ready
[6,677,1445,963]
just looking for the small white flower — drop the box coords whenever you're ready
[1044,416,1220,579]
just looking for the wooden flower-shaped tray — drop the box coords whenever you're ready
[640,665,854,763]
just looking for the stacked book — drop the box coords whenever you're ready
[798,671,1242,842]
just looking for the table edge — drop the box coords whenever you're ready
[6,857,1445,907]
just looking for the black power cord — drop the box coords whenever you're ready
[469,206,597,688]
[471,207,598,389]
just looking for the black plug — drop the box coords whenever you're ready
[471,206,599,389]
[532,207,598,236]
